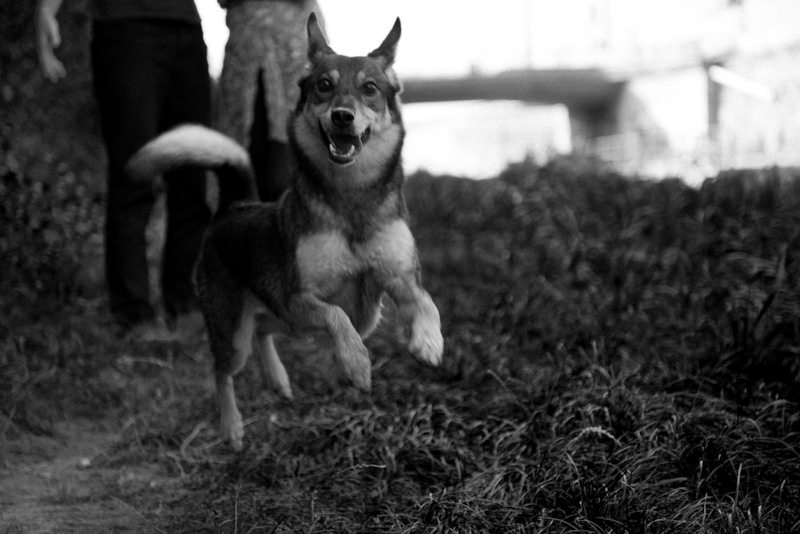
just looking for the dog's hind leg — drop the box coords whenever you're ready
[210,300,256,451]
[254,334,293,399]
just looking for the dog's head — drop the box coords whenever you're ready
[292,13,404,185]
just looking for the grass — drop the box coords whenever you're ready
[3,157,800,532]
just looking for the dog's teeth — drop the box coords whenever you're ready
[329,143,355,159]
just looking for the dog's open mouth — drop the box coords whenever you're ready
[319,122,371,165]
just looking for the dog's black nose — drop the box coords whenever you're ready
[331,108,355,128]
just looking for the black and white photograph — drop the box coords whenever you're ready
[2,0,800,531]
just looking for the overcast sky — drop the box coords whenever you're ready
[198,0,800,78]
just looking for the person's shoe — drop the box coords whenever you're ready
[124,318,177,343]
[171,309,206,343]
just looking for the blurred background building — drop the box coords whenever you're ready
[199,0,800,183]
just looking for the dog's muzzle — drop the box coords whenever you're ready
[318,116,371,166]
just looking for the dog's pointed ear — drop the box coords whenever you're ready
[306,12,334,59]
[368,17,401,67]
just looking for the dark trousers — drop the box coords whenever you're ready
[91,19,212,326]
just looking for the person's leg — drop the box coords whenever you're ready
[249,70,292,202]
[91,19,171,328]
[160,23,212,320]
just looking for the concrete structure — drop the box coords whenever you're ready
[402,43,799,181]
[402,69,626,152]
[401,0,800,180]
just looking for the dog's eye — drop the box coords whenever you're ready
[316,78,334,93]
[361,81,379,97]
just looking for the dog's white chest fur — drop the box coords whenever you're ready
[296,219,416,296]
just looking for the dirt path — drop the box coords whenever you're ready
[0,419,166,534]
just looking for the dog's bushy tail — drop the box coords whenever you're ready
[126,124,259,212]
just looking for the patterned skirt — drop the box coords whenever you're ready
[215,0,323,146]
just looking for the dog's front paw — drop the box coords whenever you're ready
[409,314,443,366]
[220,409,245,451]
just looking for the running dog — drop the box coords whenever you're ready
[127,14,443,450]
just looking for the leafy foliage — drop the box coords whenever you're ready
[1,0,105,300]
